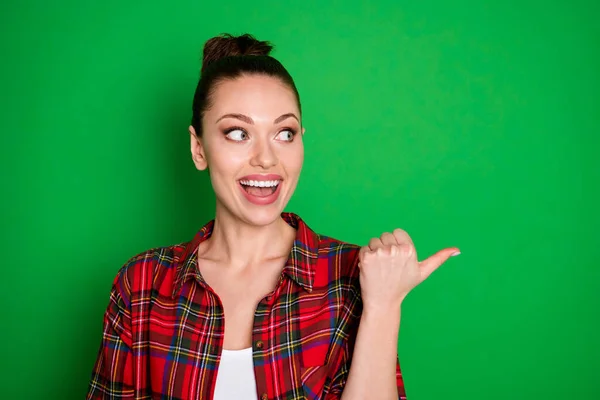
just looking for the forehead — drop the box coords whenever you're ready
[207,75,299,120]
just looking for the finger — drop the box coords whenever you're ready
[358,246,369,262]
[374,244,396,257]
[397,242,416,259]
[368,237,383,251]
[380,232,396,246]
[359,245,369,257]
[392,229,417,260]
[419,248,460,280]
[392,228,414,246]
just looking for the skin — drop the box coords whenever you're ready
[189,74,460,398]
[342,232,460,399]
[189,74,305,350]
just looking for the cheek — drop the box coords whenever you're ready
[287,144,304,173]
[205,143,247,174]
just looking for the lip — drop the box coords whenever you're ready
[239,174,283,181]
[238,174,283,206]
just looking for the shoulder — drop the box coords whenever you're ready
[313,233,362,295]
[316,233,361,272]
[285,212,359,285]
[110,242,187,305]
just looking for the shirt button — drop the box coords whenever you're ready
[255,340,264,349]
[261,394,268,400]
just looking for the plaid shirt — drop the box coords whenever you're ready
[87,213,406,399]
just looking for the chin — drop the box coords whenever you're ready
[235,179,292,226]
[214,180,296,227]
[214,197,288,228]
[238,204,286,227]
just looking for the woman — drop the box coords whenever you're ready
[86,33,459,400]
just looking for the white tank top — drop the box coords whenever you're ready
[213,347,259,400]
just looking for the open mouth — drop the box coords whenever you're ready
[239,179,281,197]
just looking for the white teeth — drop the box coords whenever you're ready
[240,179,280,188]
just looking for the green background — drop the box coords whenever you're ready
[1,0,598,399]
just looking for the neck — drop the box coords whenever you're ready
[201,207,295,268]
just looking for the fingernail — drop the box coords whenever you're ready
[451,251,461,257]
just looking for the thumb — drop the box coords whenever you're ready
[419,248,460,280]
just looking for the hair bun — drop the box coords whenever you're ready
[202,33,273,72]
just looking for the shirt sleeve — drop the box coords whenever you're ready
[325,346,406,400]
[325,273,407,399]
[86,277,135,399]
[325,323,407,399]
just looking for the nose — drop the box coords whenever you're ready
[249,138,278,169]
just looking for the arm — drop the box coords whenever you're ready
[339,229,460,400]
[325,274,405,400]
[340,306,403,400]
[86,282,134,399]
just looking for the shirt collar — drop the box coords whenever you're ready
[171,212,319,299]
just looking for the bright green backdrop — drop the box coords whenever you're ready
[1,1,598,399]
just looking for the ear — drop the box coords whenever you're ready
[189,125,208,171]
[301,127,306,136]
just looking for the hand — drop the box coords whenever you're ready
[358,229,460,312]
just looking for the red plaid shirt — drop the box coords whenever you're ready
[87,213,406,399]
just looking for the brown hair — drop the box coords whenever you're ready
[191,33,301,136]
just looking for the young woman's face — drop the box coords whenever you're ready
[189,74,304,227]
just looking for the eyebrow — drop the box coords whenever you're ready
[215,113,299,124]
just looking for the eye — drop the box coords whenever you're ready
[225,128,248,141]
[276,129,296,142]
